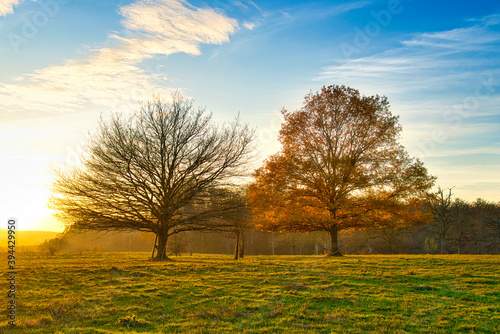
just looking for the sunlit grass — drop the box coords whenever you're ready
[1,252,499,333]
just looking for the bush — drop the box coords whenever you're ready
[424,237,438,254]
[39,234,67,255]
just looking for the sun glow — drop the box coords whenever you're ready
[1,115,95,232]
[0,164,63,232]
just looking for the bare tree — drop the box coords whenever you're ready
[205,187,252,260]
[449,198,474,254]
[427,187,455,254]
[369,227,411,254]
[476,199,500,253]
[50,93,254,260]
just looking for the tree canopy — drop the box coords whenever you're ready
[248,85,435,255]
[50,93,254,260]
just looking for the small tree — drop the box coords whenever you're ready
[50,93,254,261]
[249,85,435,256]
[424,237,438,254]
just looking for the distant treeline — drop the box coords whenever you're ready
[45,197,498,256]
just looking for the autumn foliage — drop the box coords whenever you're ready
[248,85,435,255]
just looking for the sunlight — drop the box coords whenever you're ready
[0,161,62,232]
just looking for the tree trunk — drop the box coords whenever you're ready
[234,231,240,260]
[153,232,170,261]
[271,234,275,255]
[441,236,446,255]
[328,226,342,256]
[188,233,193,256]
[249,231,253,254]
[239,231,245,259]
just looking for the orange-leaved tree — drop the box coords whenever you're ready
[248,85,435,255]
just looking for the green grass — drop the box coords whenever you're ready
[1,252,499,333]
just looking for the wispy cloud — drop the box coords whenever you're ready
[424,146,500,158]
[293,1,370,22]
[236,0,370,32]
[233,0,262,12]
[402,26,500,50]
[0,0,238,120]
[319,19,500,97]
[429,163,500,198]
[0,46,171,117]
[468,13,500,26]
[275,1,370,24]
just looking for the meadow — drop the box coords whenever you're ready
[1,252,499,333]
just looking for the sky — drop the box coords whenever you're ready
[1,0,499,232]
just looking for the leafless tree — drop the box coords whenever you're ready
[50,93,254,260]
[369,227,411,254]
[205,187,252,260]
[476,199,500,253]
[427,187,455,254]
[448,198,474,254]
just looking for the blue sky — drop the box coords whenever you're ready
[1,0,499,231]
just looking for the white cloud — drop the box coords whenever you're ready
[0,0,238,120]
[0,0,24,16]
[243,21,256,30]
[119,0,238,54]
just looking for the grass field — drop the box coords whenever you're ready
[1,253,499,333]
